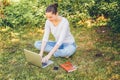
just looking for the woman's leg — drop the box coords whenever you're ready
[34,41,76,57]
[34,41,56,52]
[54,43,76,57]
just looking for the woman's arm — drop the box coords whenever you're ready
[42,44,60,63]
[39,41,47,56]
[39,20,50,57]
[48,44,60,56]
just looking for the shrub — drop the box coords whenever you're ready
[2,0,46,27]
[88,0,120,33]
[1,0,93,28]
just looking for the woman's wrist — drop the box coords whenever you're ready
[39,50,43,54]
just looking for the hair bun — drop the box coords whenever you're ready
[46,3,58,14]
[53,3,58,8]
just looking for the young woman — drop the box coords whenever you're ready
[34,3,76,63]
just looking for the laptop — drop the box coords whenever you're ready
[24,49,53,68]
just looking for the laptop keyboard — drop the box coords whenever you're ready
[42,63,47,66]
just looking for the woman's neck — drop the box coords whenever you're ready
[53,16,61,23]
[52,16,62,27]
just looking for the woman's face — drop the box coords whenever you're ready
[45,12,58,22]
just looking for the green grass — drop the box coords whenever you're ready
[0,26,120,80]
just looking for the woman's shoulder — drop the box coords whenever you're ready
[61,16,68,22]
[46,19,49,23]
[45,19,51,25]
[62,17,69,24]
[61,16,67,20]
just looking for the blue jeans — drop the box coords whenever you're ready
[34,41,77,57]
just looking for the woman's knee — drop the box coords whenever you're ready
[34,41,39,47]
[54,46,76,57]
[65,46,76,56]
[53,49,71,57]
[34,41,42,50]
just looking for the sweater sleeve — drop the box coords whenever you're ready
[56,20,69,46]
[42,20,50,42]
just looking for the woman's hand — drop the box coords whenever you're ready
[39,53,43,58]
[42,53,52,63]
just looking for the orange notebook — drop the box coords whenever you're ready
[60,61,77,72]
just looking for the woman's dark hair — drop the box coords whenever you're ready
[46,3,58,14]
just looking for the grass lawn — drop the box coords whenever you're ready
[0,26,120,80]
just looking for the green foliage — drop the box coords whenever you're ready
[58,0,94,28]
[89,1,118,17]
[2,0,46,27]
[0,0,120,32]
[1,0,94,28]
[88,0,120,32]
